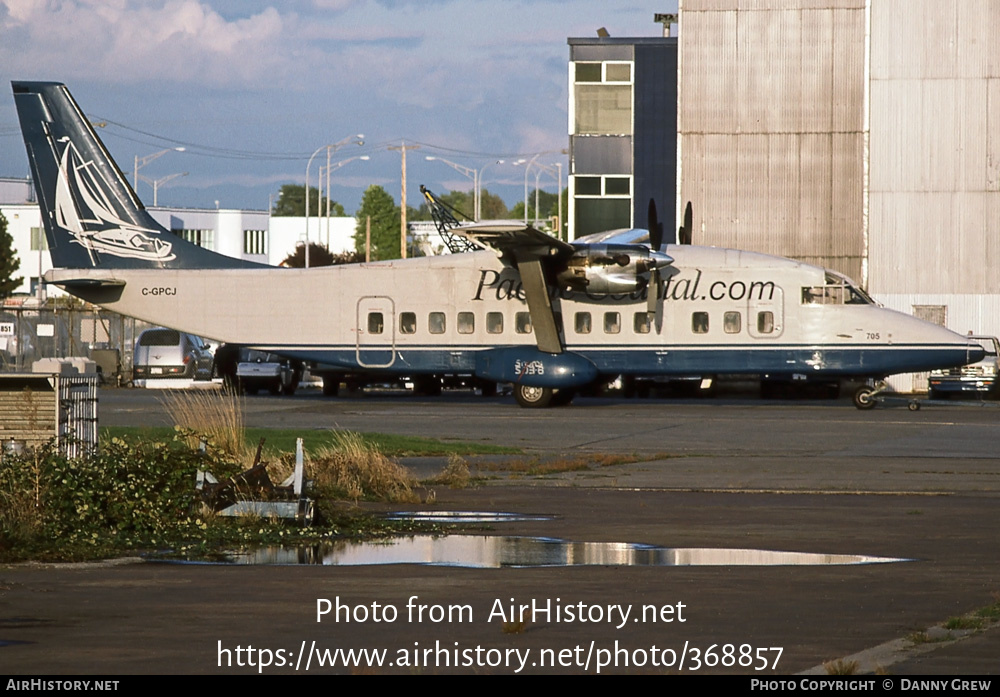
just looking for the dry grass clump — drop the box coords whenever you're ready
[823,658,859,675]
[311,431,419,502]
[161,389,248,461]
[427,453,471,489]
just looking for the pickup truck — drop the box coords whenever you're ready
[928,335,999,399]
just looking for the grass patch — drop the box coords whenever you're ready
[160,389,249,462]
[823,659,858,675]
[101,426,519,457]
[944,615,986,631]
[477,452,658,476]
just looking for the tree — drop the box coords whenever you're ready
[478,189,510,220]
[353,185,401,261]
[272,184,345,217]
[0,212,23,299]
[511,188,568,238]
[280,242,361,267]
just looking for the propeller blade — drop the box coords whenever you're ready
[647,199,663,250]
[647,269,659,315]
[679,201,693,245]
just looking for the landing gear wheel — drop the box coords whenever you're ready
[513,384,554,408]
[908,400,921,411]
[853,385,877,410]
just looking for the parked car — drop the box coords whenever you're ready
[213,344,301,395]
[928,335,1000,399]
[133,328,214,381]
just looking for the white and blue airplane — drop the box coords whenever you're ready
[12,81,984,408]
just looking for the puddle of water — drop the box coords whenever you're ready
[386,511,551,523]
[204,535,909,568]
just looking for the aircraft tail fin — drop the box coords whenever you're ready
[12,81,251,269]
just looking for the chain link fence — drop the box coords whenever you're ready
[0,300,156,384]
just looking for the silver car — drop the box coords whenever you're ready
[133,328,214,381]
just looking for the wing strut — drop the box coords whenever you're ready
[516,257,563,354]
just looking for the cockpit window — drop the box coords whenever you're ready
[802,273,873,306]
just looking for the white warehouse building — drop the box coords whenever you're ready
[678,0,1000,391]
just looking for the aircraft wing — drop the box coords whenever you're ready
[452,222,575,263]
[454,222,571,355]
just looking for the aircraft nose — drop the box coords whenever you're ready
[966,342,986,364]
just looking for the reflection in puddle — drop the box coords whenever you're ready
[215,536,909,568]
[386,511,551,523]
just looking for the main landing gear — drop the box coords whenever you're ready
[512,384,576,408]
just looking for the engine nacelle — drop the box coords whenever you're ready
[555,243,673,294]
[475,347,598,388]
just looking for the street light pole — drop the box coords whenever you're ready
[305,135,364,267]
[318,155,369,247]
[136,171,188,206]
[133,147,185,192]
[425,156,477,220]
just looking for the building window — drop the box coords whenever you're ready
[572,61,633,136]
[243,229,267,255]
[29,227,48,251]
[573,175,633,237]
[172,228,214,250]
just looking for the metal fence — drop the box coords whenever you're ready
[0,373,99,457]
[0,300,155,383]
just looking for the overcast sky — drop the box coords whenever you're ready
[0,0,676,214]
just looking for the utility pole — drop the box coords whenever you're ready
[389,142,420,259]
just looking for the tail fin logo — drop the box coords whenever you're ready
[55,139,175,262]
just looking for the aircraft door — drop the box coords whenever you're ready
[356,296,396,368]
[747,285,784,339]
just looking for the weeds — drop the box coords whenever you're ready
[310,431,419,503]
[161,389,248,461]
[478,452,654,476]
[823,659,859,675]
[428,453,471,489]
[944,615,986,631]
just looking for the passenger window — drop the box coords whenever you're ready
[428,312,446,334]
[457,312,475,334]
[633,312,650,334]
[604,312,621,334]
[724,311,741,334]
[486,312,504,334]
[515,312,532,334]
[692,312,709,334]
[575,312,592,334]
[367,312,383,334]
[757,311,774,334]
[399,312,416,335]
